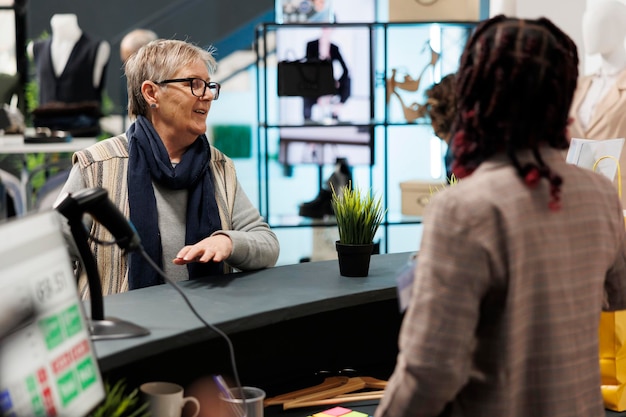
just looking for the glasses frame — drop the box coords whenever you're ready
[153,77,220,100]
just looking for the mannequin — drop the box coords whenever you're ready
[28,14,110,92]
[569,0,626,207]
[51,14,109,88]
[30,14,111,136]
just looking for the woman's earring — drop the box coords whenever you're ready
[150,103,157,108]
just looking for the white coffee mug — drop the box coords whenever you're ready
[140,381,200,417]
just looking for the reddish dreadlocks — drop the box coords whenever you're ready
[450,16,579,211]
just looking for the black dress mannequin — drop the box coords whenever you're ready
[31,14,110,136]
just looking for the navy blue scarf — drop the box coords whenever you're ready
[127,115,223,289]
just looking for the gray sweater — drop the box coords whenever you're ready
[58,134,279,297]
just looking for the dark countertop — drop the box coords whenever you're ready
[91,252,411,374]
[87,251,626,417]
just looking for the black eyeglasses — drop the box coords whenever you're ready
[153,78,221,100]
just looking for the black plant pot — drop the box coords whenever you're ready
[335,241,374,277]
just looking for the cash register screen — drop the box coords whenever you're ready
[0,211,105,416]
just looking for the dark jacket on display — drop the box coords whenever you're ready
[306,39,350,102]
[33,34,106,105]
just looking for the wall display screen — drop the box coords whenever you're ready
[276,24,373,166]
[0,212,105,417]
[275,0,376,167]
[278,125,373,166]
[276,0,336,23]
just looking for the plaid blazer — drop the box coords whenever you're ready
[376,147,626,417]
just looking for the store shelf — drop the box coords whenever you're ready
[255,21,477,254]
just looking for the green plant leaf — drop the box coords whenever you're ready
[331,182,386,244]
[88,378,149,417]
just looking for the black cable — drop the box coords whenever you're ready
[136,247,248,416]
[71,197,249,414]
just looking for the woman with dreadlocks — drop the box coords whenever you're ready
[376,16,626,417]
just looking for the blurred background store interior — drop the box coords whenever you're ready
[0,0,603,265]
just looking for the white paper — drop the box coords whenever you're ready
[395,252,418,312]
[566,137,625,181]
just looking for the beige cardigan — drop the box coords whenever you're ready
[72,134,237,296]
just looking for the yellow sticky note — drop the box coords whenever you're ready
[343,412,369,417]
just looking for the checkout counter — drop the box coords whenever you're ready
[91,252,409,401]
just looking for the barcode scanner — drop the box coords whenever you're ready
[55,187,149,339]
[55,187,141,252]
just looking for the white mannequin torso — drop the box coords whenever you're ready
[49,14,83,77]
[28,13,110,89]
[577,0,626,130]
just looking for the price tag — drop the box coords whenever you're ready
[395,252,418,312]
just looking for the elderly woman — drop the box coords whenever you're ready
[58,39,279,297]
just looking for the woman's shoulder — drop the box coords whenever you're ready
[73,134,129,166]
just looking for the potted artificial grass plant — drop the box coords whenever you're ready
[331,183,386,277]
